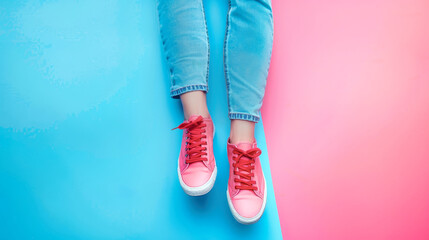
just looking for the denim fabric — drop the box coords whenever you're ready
[157,0,210,98]
[157,0,273,123]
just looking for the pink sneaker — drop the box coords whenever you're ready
[226,139,267,224]
[173,115,216,196]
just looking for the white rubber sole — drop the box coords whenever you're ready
[227,181,267,224]
[177,163,217,196]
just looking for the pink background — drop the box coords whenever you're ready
[263,0,429,239]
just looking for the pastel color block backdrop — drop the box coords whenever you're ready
[1,0,429,239]
[263,0,429,239]
[0,0,282,239]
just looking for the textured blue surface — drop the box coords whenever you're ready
[0,0,282,239]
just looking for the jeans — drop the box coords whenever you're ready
[157,0,273,123]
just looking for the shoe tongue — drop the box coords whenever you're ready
[236,142,253,151]
[187,115,202,122]
[237,188,258,196]
[188,161,205,168]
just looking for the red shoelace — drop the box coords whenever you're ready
[173,116,208,164]
[232,146,262,191]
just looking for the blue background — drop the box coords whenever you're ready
[0,0,282,239]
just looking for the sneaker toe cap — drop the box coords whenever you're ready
[231,194,264,219]
[181,164,212,187]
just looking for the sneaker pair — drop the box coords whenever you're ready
[173,115,267,224]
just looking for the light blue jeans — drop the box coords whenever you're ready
[157,0,273,122]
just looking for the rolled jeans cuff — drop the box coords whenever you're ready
[229,112,260,123]
[170,84,208,99]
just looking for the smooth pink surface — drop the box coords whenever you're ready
[178,116,215,187]
[263,0,429,239]
[227,142,266,219]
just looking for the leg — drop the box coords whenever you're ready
[224,0,274,143]
[157,0,210,119]
[159,0,216,196]
[224,0,273,224]
[230,119,255,143]
[180,91,210,120]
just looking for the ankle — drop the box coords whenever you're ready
[229,119,256,144]
[180,91,210,119]
[230,134,256,144]
[184,110,210,120]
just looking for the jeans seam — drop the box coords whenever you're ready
[157,1,176,87]
[259,7,274,118]
[266,11,274,80]
[224,0,232,114]
[201,1,210,93]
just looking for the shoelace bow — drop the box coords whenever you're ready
[232,146,262,191]
[172,116,208,164]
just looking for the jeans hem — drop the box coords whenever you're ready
[170,84,208,99]
[229,113,260,123]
